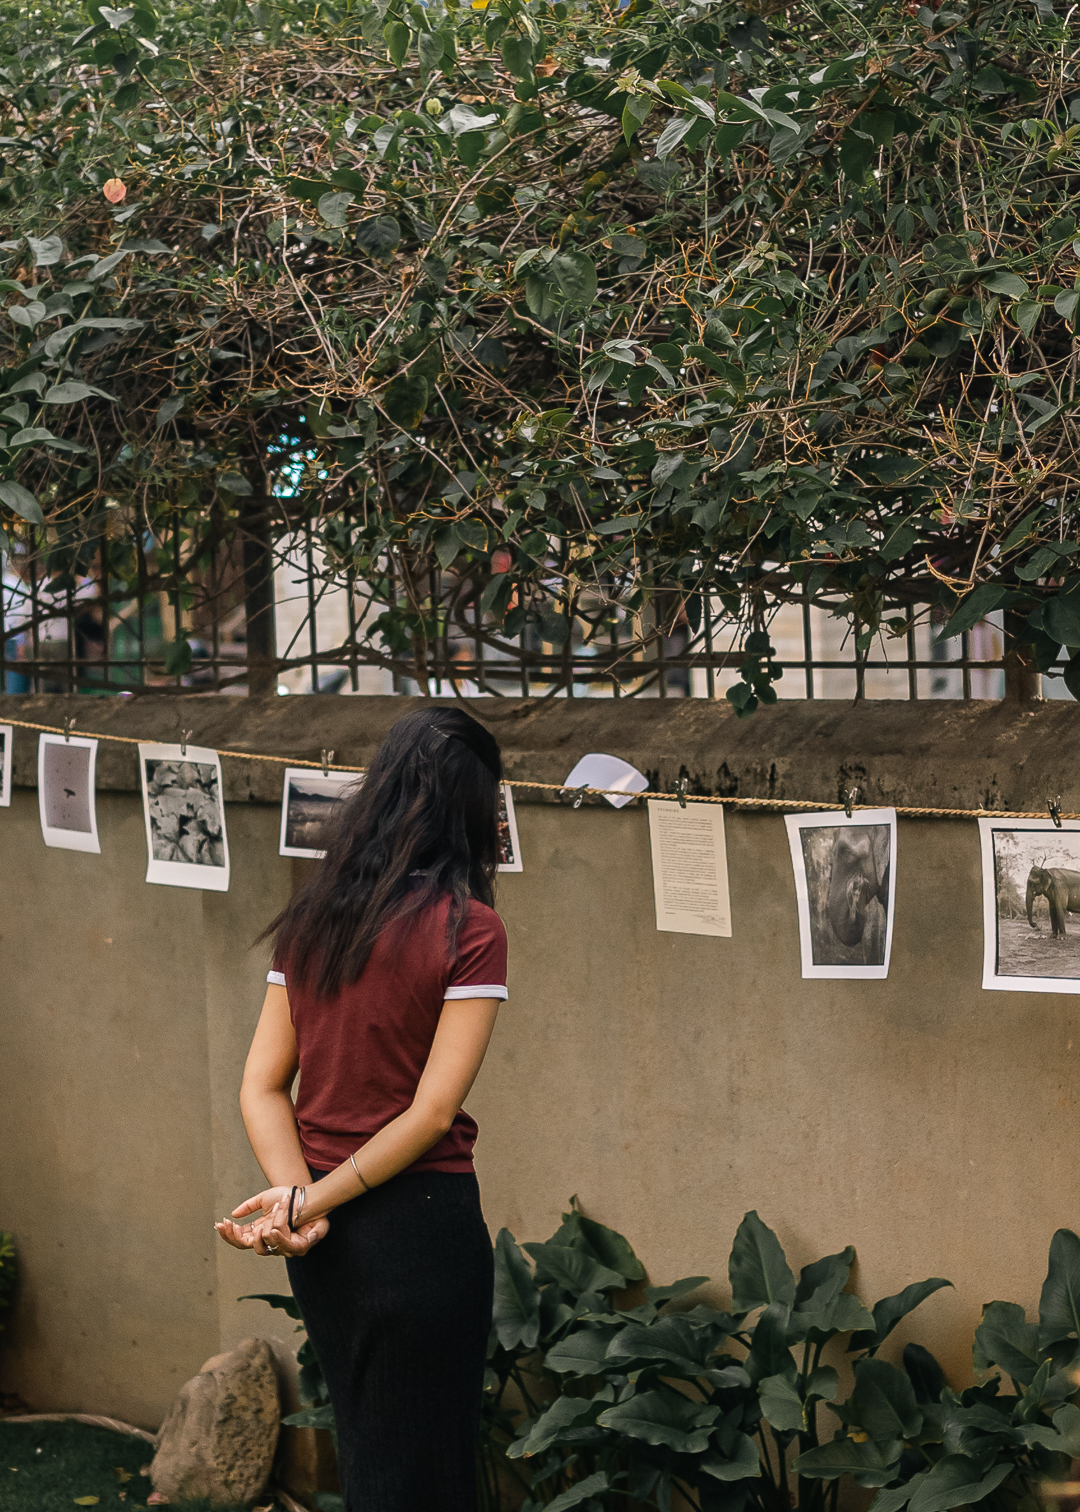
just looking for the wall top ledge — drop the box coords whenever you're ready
[0,693,1072,813]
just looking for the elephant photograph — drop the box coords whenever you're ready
[785,811,897,979]
[980,821,1080,992]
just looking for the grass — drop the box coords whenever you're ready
[0,1419,293,1510]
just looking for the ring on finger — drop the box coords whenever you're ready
[265,1243,279,1254]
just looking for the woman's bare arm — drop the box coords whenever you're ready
[238,984,310,1187]
[216,984,328,1257]
[248,996,501,1242]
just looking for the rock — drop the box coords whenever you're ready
[150,1337,281,1506]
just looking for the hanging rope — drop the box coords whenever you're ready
[0,716,1067,820]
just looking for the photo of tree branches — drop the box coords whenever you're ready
[1,0,1078,706]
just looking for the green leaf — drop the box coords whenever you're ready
[549,251,597,307]
[645,1276,710,1306]
[839,131,875,180]
[383,20,410,65]
[355,216,401,260]
[418,29,446,77]
[729,1210,796,1311]
[283,1403,337,1430]
[542,1473,610,1512]
[907,1456,1011,1512]
[982,271,1029,298]
[597,1387,719,1452]
[656,114,697,159]
[318,191,354,227]
[608,1313,743,1379]
[163,638,192,676]
[1013,300,1042,338]
[516,1394,597,1456]
[548,1210,645,1281]
[492,1228,540,1350]
[524,1240,625,1295]
[1043,588,1080,650]
[382,373,428,429]
[26,234,64,266]
[940,586,1008,641]
[795,1436,902,1485]
[745,1302,795,1383]
[1039,1227,1080,1348]
[1054,289,1080,324]
[43,380,117,403]
[698,1432,762,1482]
[840,1358,922,1440]
[0,480,44,524]
[155,395,184,428]
[847,1270,949,1354]
[544,1327,615,1376]
[972,1300,1040,1383]
[501,35,533,77]
[239,1291,303,1321]
[759,1372,807,1432]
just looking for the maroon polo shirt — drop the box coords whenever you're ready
[268,896,507,1175]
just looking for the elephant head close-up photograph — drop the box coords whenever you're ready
[800,823,892,968]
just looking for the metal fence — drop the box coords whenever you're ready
[0,522,1063,703]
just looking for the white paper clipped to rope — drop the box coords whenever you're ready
[562,752,649,810]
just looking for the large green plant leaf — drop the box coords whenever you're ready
[597,1387,719,1452]
[698,1431,762,1481]
[795,1435,903,1485]
[608,1313,744,1381]
[492,1228,540,1350]
[972,1300,1040,1384]
[547,1210,645,1282]
[1039,1228,1080,1348]
[544,1327,616,1376]
[524,1240,626,1295]
[759,1372,807,1432]
[729,1211,796,1311]
[1021,1401,1080,1456]
[907,1455,1011,1512]
[541,1472,610,1512]
[851,1278,952,1353]
[837,1357,922,1441]
[511,1394,599,1457]
[744,1302,795,1384]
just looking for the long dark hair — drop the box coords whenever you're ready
[263,708,502,999]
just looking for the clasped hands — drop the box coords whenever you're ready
[215,1185,329,1258]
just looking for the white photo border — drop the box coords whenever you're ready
[38,733,100,854]
[138,742,230,891]
[784,808,898,980]
[278,766,362,859]
[978,816,1080,993]
[0,722,11,807]
[498,781,523,873]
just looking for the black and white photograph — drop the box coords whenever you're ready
[37,733,100,853]
[138,742,230,891]
[785,809,897,979]
[497,782,523,873]
[0,723,11,808]
[979,818,1080,992]
[279,767,362,859]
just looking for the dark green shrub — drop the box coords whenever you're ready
[0,1231,17,1332]
[250,1213,1080,1512]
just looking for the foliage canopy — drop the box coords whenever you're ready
[2,0,1079,702]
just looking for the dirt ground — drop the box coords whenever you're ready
[996,914,1080,979]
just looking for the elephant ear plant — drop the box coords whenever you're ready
[797,1228,1080,1512]
[483,1207,949,1512]
[243,1217,1080,1512]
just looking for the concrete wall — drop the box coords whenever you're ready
[1,694,1078,1427]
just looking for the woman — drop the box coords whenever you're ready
[216,708,507,1511]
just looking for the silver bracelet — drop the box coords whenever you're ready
[294,1186,306,1221]
[349,1153,370,1193]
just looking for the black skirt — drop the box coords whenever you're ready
[287,1170,494,1512]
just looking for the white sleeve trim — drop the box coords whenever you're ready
[444,984,508,1001]
[267,970,286,986]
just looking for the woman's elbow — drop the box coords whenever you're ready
[415,1102,456,1141]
